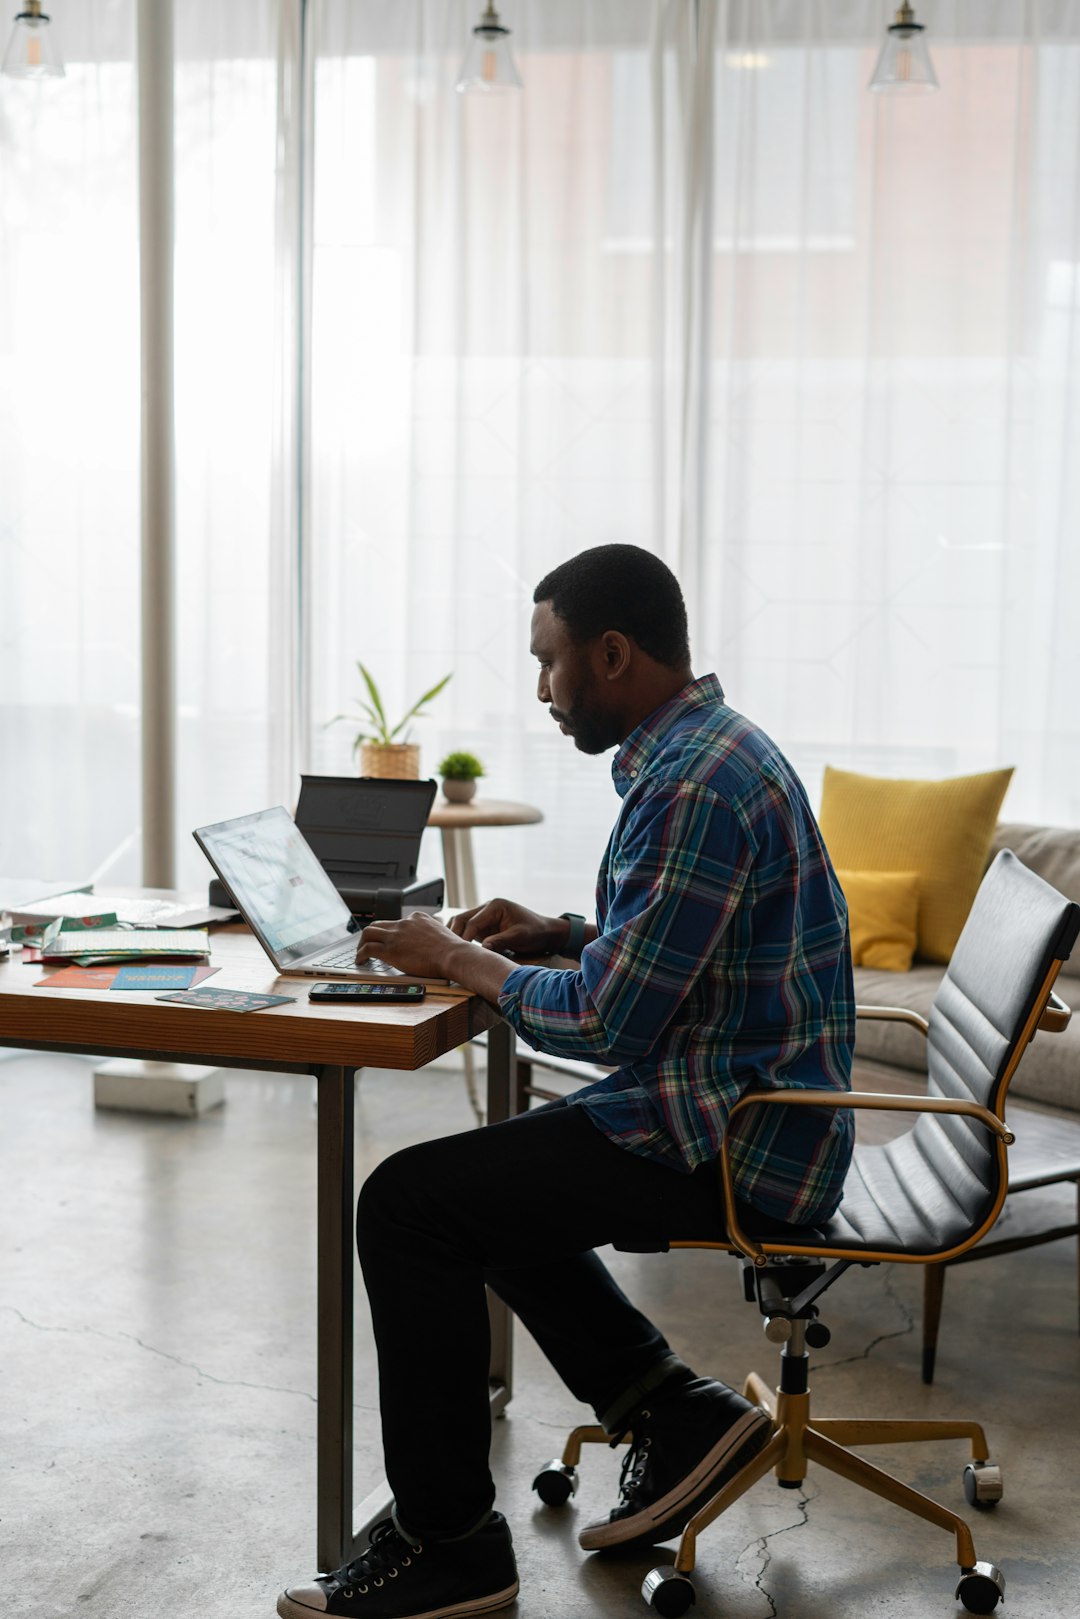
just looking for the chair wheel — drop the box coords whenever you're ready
[963,1462,1003,1511]
[955,1560,1005,1614]
[532,1459,577,1506]
[642,1566,696,1617]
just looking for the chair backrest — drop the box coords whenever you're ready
[914,848,1080,1225]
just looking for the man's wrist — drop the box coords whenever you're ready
[558,912,587,958]
[443,937,517,999]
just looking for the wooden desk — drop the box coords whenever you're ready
[427,798,543,910]
[0,922,515,1572]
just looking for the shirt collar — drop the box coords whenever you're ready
[611,673,726,797]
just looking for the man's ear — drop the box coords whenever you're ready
[601,631,632,679]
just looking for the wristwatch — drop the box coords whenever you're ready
[559,912,587,958]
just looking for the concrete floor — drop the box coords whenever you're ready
[2,1050,1078,1619]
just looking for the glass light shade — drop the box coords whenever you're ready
[2,9,64,79]
[456,27,522,93]
[868,21,938,93]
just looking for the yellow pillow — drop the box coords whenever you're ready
[836,869,919,972]
[819,766,1014,964]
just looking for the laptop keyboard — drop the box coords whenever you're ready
[315,946,395,973]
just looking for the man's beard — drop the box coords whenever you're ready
[550,689,619,755]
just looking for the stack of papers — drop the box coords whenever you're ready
[40,929,211,967]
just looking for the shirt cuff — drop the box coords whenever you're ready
[497,963,543,1032]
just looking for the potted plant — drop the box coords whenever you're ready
[437,749,485,804]
[329,662,452,778]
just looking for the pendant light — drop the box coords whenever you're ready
[2,0,64,79]
[456,2,522,94]
[868,3,938,94]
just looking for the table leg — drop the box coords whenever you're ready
[486,1020,515,1414]
[440,827,463,909]
[440,826,484,1124]
[316,1063,355,1573]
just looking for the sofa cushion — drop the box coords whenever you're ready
[990,823,1080,912]
[852,964,940,1076]
[851,963,1080,1112]
[837,868,919,972]
[819,765,1014,964]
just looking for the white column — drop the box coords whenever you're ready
[138,0,176,887]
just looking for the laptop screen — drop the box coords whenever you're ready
[194,807,357,966]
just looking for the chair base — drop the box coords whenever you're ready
[671,1368,991,1575]
[539,1365,1005,1613]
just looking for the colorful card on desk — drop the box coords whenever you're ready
[35,964,219,992]
[112,965,218,991]
[156,987,296,1013]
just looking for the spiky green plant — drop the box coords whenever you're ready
[329,663,452,753]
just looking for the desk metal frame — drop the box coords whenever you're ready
[1,991,515,1572]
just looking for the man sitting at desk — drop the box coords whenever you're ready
[278,544,855,1619]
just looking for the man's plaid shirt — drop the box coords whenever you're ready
[498,674,855,1223]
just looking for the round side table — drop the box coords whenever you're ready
[427,797,543,910]
[426,797,543,1126]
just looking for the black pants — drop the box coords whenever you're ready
[356,1098,745,1538]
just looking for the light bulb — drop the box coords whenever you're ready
[2,2,65,79]
[456,3,523,94]
[868,3,938,94]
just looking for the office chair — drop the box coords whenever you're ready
[531,850,1078,1616]
[857,996,1080,1383]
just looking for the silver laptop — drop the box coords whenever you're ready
[194,806,447,986]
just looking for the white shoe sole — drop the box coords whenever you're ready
[276,1578,519,1619]
[577,1407,770,1551]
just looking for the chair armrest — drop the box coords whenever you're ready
[1039,989,1071,1033]
[717,1087,1015,1267]
[855,1004,930,1037]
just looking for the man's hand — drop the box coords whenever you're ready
[355,911,519,1003]
[448,898,571,957]
[355,912,461,978]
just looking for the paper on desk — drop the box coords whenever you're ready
[35,964,219,991]
[40,928,211,964]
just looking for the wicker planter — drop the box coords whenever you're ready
[359,742,420,779]
[441,778,478,804]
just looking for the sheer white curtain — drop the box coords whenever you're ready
[172,0,289,886]
[5,1,1080,896]
[0,1,141,884]
[0,1,289,889]
[307,0,703,913]
[698,0,1080,827]
[306,0,1080,924]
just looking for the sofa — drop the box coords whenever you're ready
[851,822,1080,1112]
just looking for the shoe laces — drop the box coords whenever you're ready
[331,1518,423,1597]
[612,1407,653,1507]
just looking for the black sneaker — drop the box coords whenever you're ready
[578,1377,771,1552]
[277,1513,519,1619]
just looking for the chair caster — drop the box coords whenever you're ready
[963,1462,1002,1511]
[955,1561,1005,1614]
[532,1459,578,1507]
[642,1566,696,1617]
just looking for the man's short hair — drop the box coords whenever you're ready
[533,544,691,669]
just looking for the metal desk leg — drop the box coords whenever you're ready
[316,1063,355,1572]
[486,1020,515,1414]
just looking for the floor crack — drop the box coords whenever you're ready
[2,1303,331,1405]
[808,1266,915,1372]
[735,1484,814,1617]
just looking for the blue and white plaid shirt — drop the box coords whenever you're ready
[498,674,855,1223]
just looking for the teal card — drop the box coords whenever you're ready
[112,966,198,991]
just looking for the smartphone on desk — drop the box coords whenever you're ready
[308,981,427,1003]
